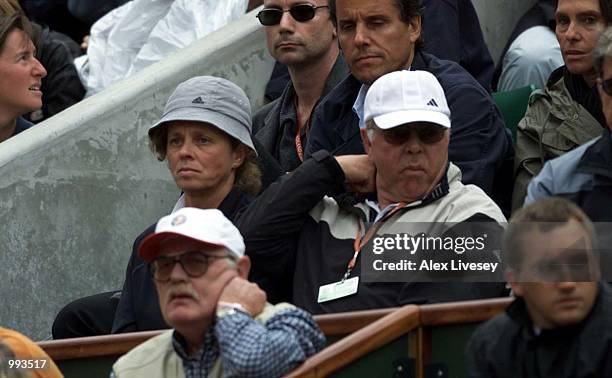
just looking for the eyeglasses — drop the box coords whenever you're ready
[370,123,447,145]
[256,4,329,26]
[150,252,230,282]
[598,77,612,96]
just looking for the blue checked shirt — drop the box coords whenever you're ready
[111,306,325,378]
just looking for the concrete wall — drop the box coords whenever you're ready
[0,9,274,341]
[0,1,538,340]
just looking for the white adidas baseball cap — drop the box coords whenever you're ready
[364,70,451,129]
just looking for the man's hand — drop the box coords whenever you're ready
[218,277,267,317]
[335,155,376,194]
[81,35,90,51]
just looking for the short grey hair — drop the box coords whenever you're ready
[365,119,377,141]
[594,26,612,76]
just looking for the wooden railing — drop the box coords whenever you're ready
[38,298,512,377]
[286,298,512,378]
[287,305,420,378]
[38,330,163,361]
[38,308,395,361]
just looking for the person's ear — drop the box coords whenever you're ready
[408,15,422,44]
[236,256,251,279]
[506,268,524,297]
[361,128,372,155]
[232,145,247,169]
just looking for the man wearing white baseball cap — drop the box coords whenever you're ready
[239,70,507,315]
[113,208,325,378]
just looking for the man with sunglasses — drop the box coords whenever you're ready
[112,207,325,378]
[525,26,612,223]
[238,70,506,315]
[302,0,513,212]
[252,0,348,173]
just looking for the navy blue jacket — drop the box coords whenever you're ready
[304,51,514,197]
[11,117,33,138]
[265,0,494,100]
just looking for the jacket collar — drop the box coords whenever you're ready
[259,52,349,150]
[217,187,251,220]
[11,117,33,137]
[506,282,606,340]
[576,128,612,180]
[350,162,452,221]
[171,187,250,222]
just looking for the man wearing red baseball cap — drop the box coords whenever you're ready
[112,208,324,378]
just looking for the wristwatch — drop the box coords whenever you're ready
[216,301,248,319]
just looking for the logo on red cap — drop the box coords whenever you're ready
[171,214,186,226]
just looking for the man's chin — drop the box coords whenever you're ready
[166,308,204,326]
[551,309,588,327]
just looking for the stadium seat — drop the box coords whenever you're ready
[492,85,536,143]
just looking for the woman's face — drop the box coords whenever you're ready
[0,28,47,118]
[165,121,245,197]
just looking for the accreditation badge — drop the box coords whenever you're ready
[317,276,359,303]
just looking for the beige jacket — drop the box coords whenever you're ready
[112,303,294,378]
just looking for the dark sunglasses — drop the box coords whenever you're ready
[256,4,329,26]
[372,123,447,145]
[150,251,230,282]
[599,77,612,96]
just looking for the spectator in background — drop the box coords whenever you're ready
[1,0,84,123]
[493,0,563,92]
[52,76,263,337]
[112,208,325,378]
[19,0,87,43]
[466,197,612,378]
[525,26,612,222]
[66,0,128,27]
[304,0,512,210]
[264,0,495,101]
[0,11,46,144]
[0,326,63,378]
[252,0,349,173]
[513,0,611,209]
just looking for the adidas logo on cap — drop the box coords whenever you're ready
[192,96,204,104]
[427,99,438,107]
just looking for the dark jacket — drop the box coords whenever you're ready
[304,51,513,198]
[111,188,251,333]
[264,0,494,100]
[25,23,85,123]
[525,128,612,222]
[237,150,507,314]
[252,54,348,173]
[11,117,33,138]
[466,283,612,378]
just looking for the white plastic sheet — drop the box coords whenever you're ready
[75,0,247,96]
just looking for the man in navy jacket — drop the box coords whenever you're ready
[304,0,513,205]
[265,0,495,101]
